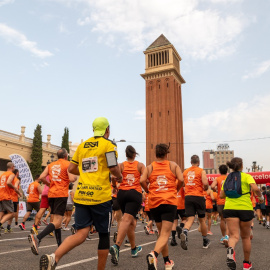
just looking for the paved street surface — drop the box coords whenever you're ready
[0,218,269,270]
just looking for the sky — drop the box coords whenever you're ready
[0,0,270,171]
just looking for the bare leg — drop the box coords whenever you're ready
[154,221,173,255]
[226,218,240,249]
[240,220,252,262]
[116,213,134,247]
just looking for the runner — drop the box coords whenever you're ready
[31,177,50,235]
[39,117,123,270]
[204,187,215,235]
[5,169,20,233]
[260,186,266,226]
[264,184,270,229]
[0,162,21,235]
[144,190,155,235]
[140,143,183,270]
[62,183,74,230]
[180,155,210,250]
[220,157,264,270]
[28,148,77,255]
[110,145,145,265]
[19,175,42,231]
[212,191,218,225]
[211,164,229,246]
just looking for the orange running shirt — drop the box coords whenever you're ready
[213,191,218,203]
[10,177,19,202]
[119,161,142,193]
[177,187,185,210]
[0,171,13,201]
[183,166,204,197]
[48,159,70,198]
[148,161,177,209]
[204,191,213,209]
[216,175,227,205]
[27,181,40,203]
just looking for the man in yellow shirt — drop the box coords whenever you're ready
[39,117,123,270]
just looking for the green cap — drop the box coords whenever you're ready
[92,117,109,137]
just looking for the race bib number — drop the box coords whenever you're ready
[156,175,168,192]
[82,157,98,173]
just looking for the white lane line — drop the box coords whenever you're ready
[0,237,27,242]
[0,244,57,255]
[58,228,200,269]
[57,241,157,269]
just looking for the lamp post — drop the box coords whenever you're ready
[50,154,55,163]
[113,139,126,144]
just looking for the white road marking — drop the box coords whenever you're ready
[0,244,57,255]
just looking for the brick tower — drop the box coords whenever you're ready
[141,34,185,169]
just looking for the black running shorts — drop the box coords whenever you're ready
[27,201,40,212]
[175,209,186,219]
[185,196,206,218]
[48,197,67,216]
[223,210,254,222]
[146,211,153,221]
[217,205,225,216]
[112,197,120,211]
[74,200,112,233]
[117,189,142,218]
[150,204,177,223]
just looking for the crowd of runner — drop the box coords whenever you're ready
[0,116,269,270]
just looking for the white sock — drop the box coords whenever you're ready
[267,221,269,226]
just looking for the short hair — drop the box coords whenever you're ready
[69,183,74,190]
[18,177,21,181]
[13,169,19,175]
[219,165,228,175]
[125,145,138,159]
[35,174,40,180]
[227,157,243,172]
[191,155,200,164]
[57,148,68,159]
[262,186,266,191]
[7,162,14,169]
[155,144,170,158]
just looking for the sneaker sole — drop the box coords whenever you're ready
[226,259,236,270]
[203,241,211,249]
[146,254,157,270]
[165,262,175,270]
[28,235,39,255]
[180,233,188,250]
[109,247,119,265]
[40,255,53,270]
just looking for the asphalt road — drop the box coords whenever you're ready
[0,218,269,270]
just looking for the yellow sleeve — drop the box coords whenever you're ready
[246,174,256,185]
[106,141,118,159]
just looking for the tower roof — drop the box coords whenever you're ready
[146,34,171,50]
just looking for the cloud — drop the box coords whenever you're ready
[53,0,250,60]
[0,23,53,58]
[242,60,270,80]
[184,94,270,142]
[134,109,145,120]
[0,0,14,7]
[58,22,70,34]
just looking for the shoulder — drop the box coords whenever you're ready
[100,137,117,146]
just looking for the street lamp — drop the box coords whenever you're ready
[47,160,50,165]
[113,139,126,144]
[50,154,55,163]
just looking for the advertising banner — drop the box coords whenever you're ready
[9,154,33,196]
[18,201,26,217]
[207,171,270,185]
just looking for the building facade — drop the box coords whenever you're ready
[141,34,185,169]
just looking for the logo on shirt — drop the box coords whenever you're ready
[51,165,62,181]
[0,176,6,188]
[84,142,99,148]
[187,171,196,186]
[156,175,168,192]
[126,174,135,186]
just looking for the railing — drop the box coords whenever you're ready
[0,129,61,150]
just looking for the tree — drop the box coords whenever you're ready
[29,124,43,177]
[61,127,70,154]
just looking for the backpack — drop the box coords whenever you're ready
[223,171,250,198]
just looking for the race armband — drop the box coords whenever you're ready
[105,151,118,168]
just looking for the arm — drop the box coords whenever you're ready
[70,191,74,201]
[220,190,226,199]
[140,166,149,193]
[201,170,209,191]
[7,174,21,195]
[68,163,80,176]
[37,184,43,194]
[250,183,263,203]
[39,166,50,185]
[109,165,123,184]
[175,165,184,192]
[210,179,217,190]
[68,171,78,182]
[209,190,215,201]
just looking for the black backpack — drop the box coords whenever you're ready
[223,171,250,198]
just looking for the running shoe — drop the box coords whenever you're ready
[263,221,266,227]
[131,246,142,257]
[243,261,253,270]
[220,237,225,244]
[180,232,188,250]
[144,226,150,235]
[223,235,229,248]
[70,224,76,235]
[86,234,91,241]
[42,219,48,225]
[124,239,131,247]
[149,230,155,235]
[165,259,175,270]
[266,225,270,229]
[62,227,70,231]
[203,238,210,249]
[40,253,56,270]
[207,231,213,235]
[19,223,26,230]
[31,227,38,235]
[176,225,182,239]
[49,232,54,237]
[113,231,118,243]
[213,220,217,225]
[146,251,157,270]
[109,244,119,265]
[28,234,40,255]
[226,247,236,270]
[170,238,177,246]
[4,228,13,233]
